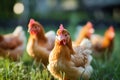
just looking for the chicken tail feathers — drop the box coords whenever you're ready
[13,26,26,49]
[78,38,93,55]
[82,65,93,80]
[80,38,92,49]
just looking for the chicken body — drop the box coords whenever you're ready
[26,19,55,66]
[48,24,93,80]
[90,26,115,59]
[0,26,26,61]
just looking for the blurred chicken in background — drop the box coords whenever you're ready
[90,26,115,59]
[73,22,94,46]
[26,19,55,66]
[0,26,26,61]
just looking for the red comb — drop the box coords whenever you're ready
[29,18,35,25]
[59,24,64,30]
[86,21,93,28]
[109,26,114,32]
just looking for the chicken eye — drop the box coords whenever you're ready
[34,26,37,28]
[65,34,67,37]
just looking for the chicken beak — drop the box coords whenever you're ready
[28,28,30,32]
[56,35,66,45]
[56,34,66,41]
[56,35,63,41]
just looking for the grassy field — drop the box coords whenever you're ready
[0,26,120,80]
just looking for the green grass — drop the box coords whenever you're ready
[0,58,53,80]
[0,27,120,80]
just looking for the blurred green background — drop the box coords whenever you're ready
[0,0,120,30]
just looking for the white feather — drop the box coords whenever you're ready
[80,38,92,49]
[13,25,26,50]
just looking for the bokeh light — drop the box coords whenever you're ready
[13,2,24,15]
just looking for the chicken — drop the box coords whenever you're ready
[26,19,55,66]
[73,22,94,46]
[47,24,93,80]
[90,26,115,59]
[0,26,26,61]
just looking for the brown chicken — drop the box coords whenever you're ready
[47,24,93,80]
[73,22,94,46]
[26,19,55,66]
[90,26,115,59]
[0,26,26,61]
